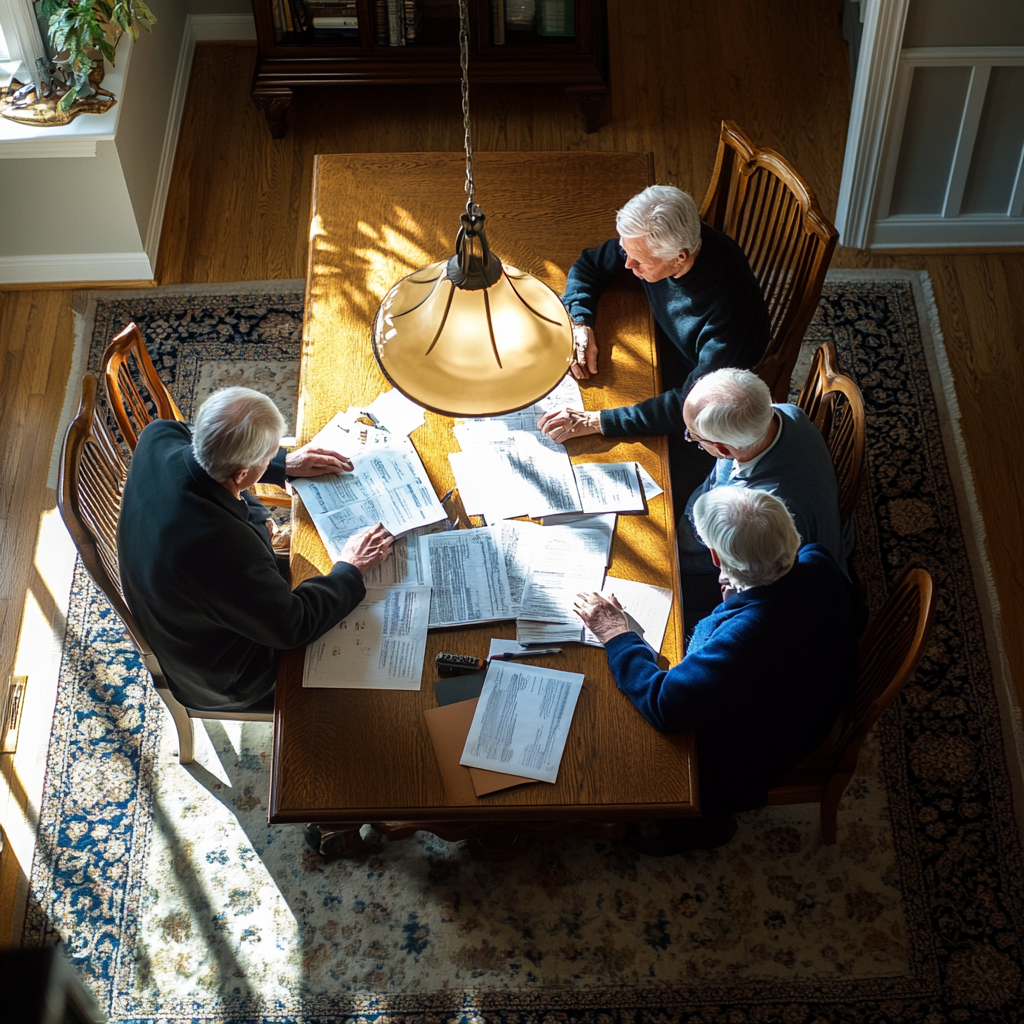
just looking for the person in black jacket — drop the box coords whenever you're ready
[118,387,394,712]
[537,184,770,499]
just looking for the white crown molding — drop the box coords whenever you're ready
[871,215,1024,248]
[144,13,257,263]
[0,250,154,285]
[835,0,911,250]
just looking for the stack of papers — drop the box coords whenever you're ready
[517,576,674,654]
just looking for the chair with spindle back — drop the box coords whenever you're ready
[797,341,866,522]
[58,374,272,766]
[101,322,291,508]
[700,121,839,402]
[767,564,935,843]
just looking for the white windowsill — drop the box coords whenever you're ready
[0,37,131,158]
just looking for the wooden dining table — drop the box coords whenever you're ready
[271,151,698,858]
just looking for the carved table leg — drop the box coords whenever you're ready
[252,87,293,139]
[565,86,607,134]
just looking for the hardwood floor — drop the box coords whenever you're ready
[1,0,1022,937]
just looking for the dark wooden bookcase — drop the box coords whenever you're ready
[250,0,609,137]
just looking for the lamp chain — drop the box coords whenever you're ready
[458,0,475,209]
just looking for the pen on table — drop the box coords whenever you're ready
[491,648,561,661]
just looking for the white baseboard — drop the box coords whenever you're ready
[871,215,1024,248]
[0,251,155,284]
[143,13,257,265]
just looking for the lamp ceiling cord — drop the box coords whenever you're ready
[458,0,475,212]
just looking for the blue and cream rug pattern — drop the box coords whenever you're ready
[21,274,1024,1022]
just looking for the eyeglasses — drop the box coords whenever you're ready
[684,428,710,444]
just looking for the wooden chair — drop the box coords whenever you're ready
[797,341,866,522]
[700,121,839,401]
[58,374,272,767]
[767,564,936,843]
[101,322,290,508]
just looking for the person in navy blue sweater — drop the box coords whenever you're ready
[537,185,769,447]
[574,486,858,855]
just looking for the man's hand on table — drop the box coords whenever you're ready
[570,324,599,380]
[537,407,603,444]
[285,443,353,477]
[339,523,395,572]
[574,591,632,644]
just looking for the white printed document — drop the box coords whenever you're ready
[499,520,541,616]
[460,660,585,784]
[361,525,435,588]
[572,462,646,514]
[365,388,425,437]
[302,586,431,690]
[292,448,447,561]
[517,526,610,623]
[420,526,514,627]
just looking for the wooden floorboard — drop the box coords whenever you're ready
[2,0,1022,938]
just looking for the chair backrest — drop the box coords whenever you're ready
[57,374,162,673]
[700,121,838,401]
[797,342,866,521]
[828,565,936,778]
[102,322,184,451]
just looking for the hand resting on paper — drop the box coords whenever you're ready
[537,407,603,445]
[569,323,599,380]
[339,523,395,572]
[573,591,632,644]
[285,443,354,477]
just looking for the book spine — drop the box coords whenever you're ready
[374,0,388,44]
[404,0,418,43]
[387,0,404,44]
[491,0,505,44]
[282,0,294,34]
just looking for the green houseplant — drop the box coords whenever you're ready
[35,0,156,110]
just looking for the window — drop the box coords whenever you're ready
[0,0,47,87]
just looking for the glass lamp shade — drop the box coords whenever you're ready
[371,259,574,418]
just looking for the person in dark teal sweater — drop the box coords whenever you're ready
[118,387,394,712]
[575,486,857,855]
[538,185,770,445]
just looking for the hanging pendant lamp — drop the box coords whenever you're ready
[370,0,573,418]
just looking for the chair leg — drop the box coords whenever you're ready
[164,701,195,765]
[819,772,853,845]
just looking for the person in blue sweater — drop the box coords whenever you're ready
[537,185,769,450]
[574,486,858,855]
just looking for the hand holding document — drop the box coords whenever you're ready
[460,660,585,784]
[303,586,431,690]
[517,526,610,623]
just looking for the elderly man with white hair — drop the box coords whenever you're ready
[118,386,394,713]
[575,486,857,855]
[538,185,769,463]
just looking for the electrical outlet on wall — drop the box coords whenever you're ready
[1,675,27,754]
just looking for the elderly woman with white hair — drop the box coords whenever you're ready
[538,185,769,463]
[574,486,857,855]
[119,386,394,713]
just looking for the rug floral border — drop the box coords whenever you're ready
[23,281,1024,1022]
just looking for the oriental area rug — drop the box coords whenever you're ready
[21,271,1024,1022]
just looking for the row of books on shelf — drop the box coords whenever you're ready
[271,0,421,43]
[271,0,575,45]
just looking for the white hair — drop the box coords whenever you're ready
[693,486,801,590]
[192,387,285,481]
[615,185,702,260]
[689,368,773,449]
